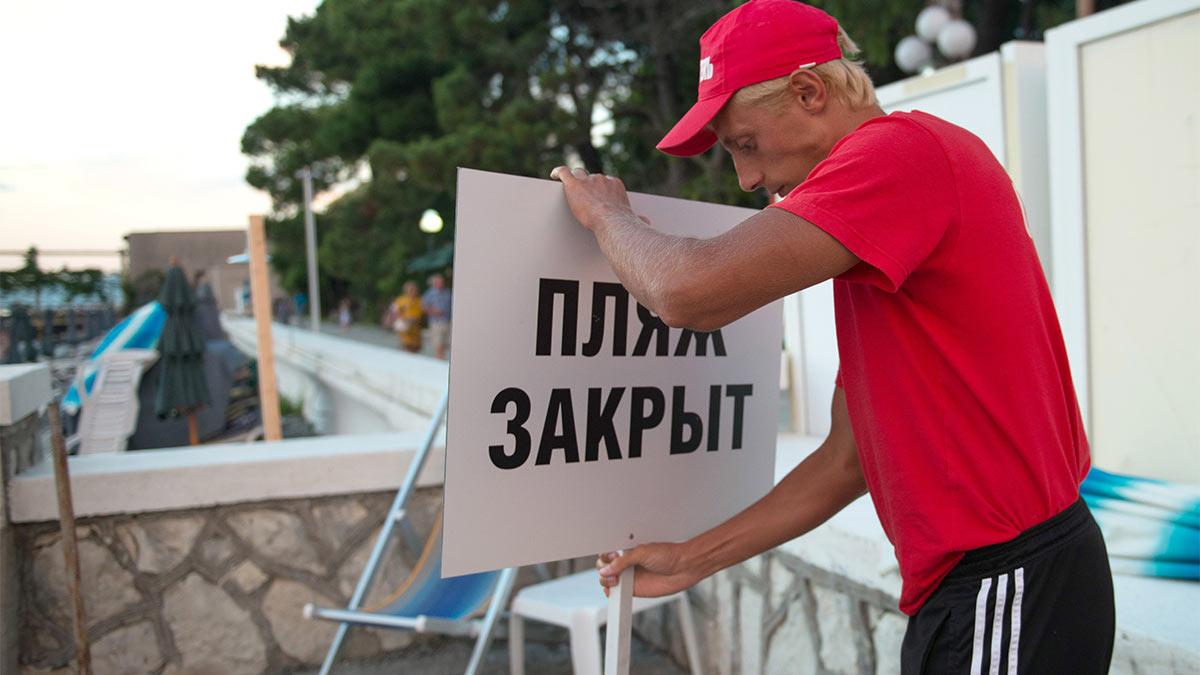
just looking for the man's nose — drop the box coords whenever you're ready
[734,160,762,192]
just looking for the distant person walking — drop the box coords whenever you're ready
[422,273,452,360]
[239,279,251,315]
[293,291,308,325]
[387,282,423,353]
[272,297,292,324]
[338,298,353,335]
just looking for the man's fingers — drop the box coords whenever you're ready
[597,547,637,579]
[596,550,626,591]
[550,165,589,183]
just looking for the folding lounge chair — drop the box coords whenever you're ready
[304,391,518,675]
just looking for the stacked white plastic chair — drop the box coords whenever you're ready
[67,348,158,454]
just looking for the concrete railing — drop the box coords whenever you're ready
[221,316,448,435]
[6,431,444,523]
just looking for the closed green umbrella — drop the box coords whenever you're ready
[5,305,35,363]
[154,263,211,444]
[2,311,15,364]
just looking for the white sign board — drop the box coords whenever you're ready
[442,169,782,577]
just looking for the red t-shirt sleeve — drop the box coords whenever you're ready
[770,117,957,292]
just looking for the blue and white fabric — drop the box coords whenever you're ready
[62,301,166,415]
[1082,468,1200,580]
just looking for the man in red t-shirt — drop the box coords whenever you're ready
[551,1,1114,673]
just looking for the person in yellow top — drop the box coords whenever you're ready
[388,281,423,352]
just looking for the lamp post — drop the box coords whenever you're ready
[297,167,321,332]
[419,208,443,251]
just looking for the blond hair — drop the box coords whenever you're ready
[732,27,876,111]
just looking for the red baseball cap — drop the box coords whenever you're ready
[657,0,843,157]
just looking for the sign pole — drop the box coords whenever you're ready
[603,563,634,675]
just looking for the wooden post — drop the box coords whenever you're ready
[603,564,634,675]
[47,402,92,675]
[187,411,199,446]
[248,215,283,441]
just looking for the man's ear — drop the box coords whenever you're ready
[788,69,827,113]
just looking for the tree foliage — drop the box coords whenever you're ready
[243,0,1082,317]
[121,268,165,315]
[0,248,109,310]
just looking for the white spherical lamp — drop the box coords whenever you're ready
[419,208,444,234]
[937,19,977,60]
[915,5,952,42]
[895,35,933,74]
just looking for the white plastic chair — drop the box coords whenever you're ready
[509,570,705,675]
[67,348,159,454]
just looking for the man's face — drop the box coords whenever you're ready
[711,95,833,199]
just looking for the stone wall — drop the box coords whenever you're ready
[16,488,446,674]
[3,411,47,675]
[1,411,45,481]
[635,550,906,675]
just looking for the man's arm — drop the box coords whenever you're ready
[597,386,866,597]
[551,167,859,331]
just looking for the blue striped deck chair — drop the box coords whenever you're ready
[304,391,518,675]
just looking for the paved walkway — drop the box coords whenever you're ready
[311,319,451,360]
[292,630,689,674]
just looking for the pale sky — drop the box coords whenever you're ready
[0,0,321,272]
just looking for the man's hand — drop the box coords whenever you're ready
[595,543,699,598]
[593,388,864,601]
[550,166,639,232]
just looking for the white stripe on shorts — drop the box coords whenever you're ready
[990,573,1009,675]
[970,577,993,675]
[1008,568,1025,675]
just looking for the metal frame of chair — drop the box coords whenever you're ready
[304,391,518,674]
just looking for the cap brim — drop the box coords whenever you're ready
[656,91,735,157]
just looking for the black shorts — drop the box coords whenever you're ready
[901,498,1115,675]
